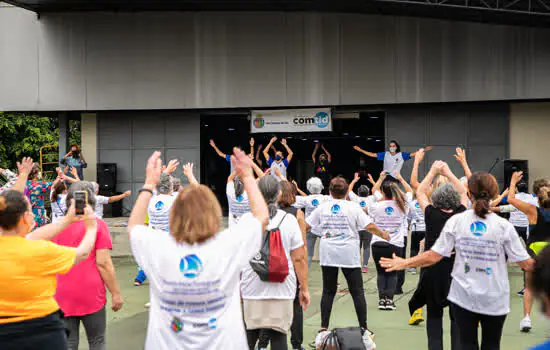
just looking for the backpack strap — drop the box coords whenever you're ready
[275,213,287,230]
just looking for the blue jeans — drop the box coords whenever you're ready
[135,267,147,283]
[306,232,318,267]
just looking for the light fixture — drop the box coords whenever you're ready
[367,138,372,140]
[204,124,209,127]
[370,116,379,119]
[314,140,319,143]
[375,139,381,142]
[228,128,235,131]
[343,133,349,136]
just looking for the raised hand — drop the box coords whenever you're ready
[145,151,163,186]
[183,163,194,177]
[454,147,467,163]
[17,157,34,175]
[270,136,277,144]
[124,190,132,197]
[163,159,180,174]
[281,138,287,146]
[209,139,216,147]
[415,148,425,163]
[511,171,523,185]
[439,162,451,177]
[431,160,445,173]
[232,147,254,180]
[250,138,255,147]
[367,173,376,185]
[70,167,79,178]
[353,145,361,151]
[354,172,360,182]
[292,180,298,186]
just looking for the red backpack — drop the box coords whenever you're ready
[249,214,289,283]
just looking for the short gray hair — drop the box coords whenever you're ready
[306,177,324,195]
[431,183,460,210]
[66,181,97,208]
[258,175,280,218]
[157,173,173,195]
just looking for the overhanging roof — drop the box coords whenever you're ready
[4,0,550,27]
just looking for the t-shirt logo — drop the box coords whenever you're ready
[415,203,421,209]
[464,263,470,274]
[385,207,394,216]
[171,317,183,333]
[470,221,487,237]
[312,199,320,207]
[236,195,244,202]
[179,254,203,278]
[155,201,164,211]
[360,201,366,208]
[331,204,341,214]
[208,318,217,329]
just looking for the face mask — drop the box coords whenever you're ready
[389,147,397,153]
[275,155,282,161]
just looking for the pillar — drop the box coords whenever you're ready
[81,113,97,182]
[58,112,69,164]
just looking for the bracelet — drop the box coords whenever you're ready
[138,188,154,195]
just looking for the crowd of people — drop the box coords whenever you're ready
[0,137,549,350]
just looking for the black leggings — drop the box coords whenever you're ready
[290,283,303,349]
[451,303,506,350]
[247,328,287,350]
[0,312,68,350]
[372,242,400,300]
[396,237,407,293]
[411,231,426,257]
[515,226,528,288]
[321,266,367,329]
[426,302,458,350]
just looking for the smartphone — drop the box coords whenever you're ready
[74,191,88,215]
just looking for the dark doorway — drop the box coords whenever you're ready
[200,111,386,213]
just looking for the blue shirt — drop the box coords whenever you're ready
[64,156,87,180]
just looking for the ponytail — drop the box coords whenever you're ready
[381,179,406,214]
[473,197,490,218]
[258,175,281,219]
[234,177,244,198]
[468,172,499,219]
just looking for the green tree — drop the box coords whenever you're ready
[0,113,59,171]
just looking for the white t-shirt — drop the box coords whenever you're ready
[432,210,531,316]
[369,193,412,248]
[377,151,411,174]
[240,211,304,300]
[267,158,289,182]
[408,199,426,232]
[509,193,539,228]
[226,182,250,228]
[306,199,373,268]
[95,195,110,219]
[148,194,176,232]
[294,194,331,218]
[130,215,262,350]
[50,192,67,223]
[348,191,383,213]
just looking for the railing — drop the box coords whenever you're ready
[40,145,59,177]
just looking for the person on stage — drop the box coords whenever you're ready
[354,140,432,174]
[312,142,332,191]
[263,137,293,182]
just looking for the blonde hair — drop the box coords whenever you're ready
[170,184,222,244]
[427,174,450,200]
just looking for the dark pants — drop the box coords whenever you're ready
[451,303,506,350]
[427,302,459,350]
[321,266,367,329]
[396,237,407,293]
[411,231,426,258]
[372,242,400,300]
[64,307,106,350]
[0,312,68,350]
[359,230,372,266]
[290,281,303,348]
[247,328,287,350]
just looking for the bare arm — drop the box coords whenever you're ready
[108,191,131,204]
[518,258,536,272]
[249,138,255,159]
[227,171,237,184]
[96,249,123,312]
[255,145,264,165]
[410,148,425,189]
[73,207,99,264]
[380,249,443,271]
[410,146,434,157]
[290,245,310,310]
[395,172,413,194]
[439,162,468,208]
[312,143,319,163]
[322,145,332,163]
[183,163,199,185]
[372,171,386,196]
[281,139,293,163]
[12,157,33,193]
[353,146,378,158]
[490,188,509,208]
[292,180,307,197]
[263,137,277,161]
[348,173,360,197]
[454,147,472,179]
[365,222,390,241]
[508,171,538,224]
[209,140,227,159]
[26,205,78,241]
[251,160,264,179]
[128,152,161,233]
[417,162,439,212]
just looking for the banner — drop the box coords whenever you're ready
[250,108,332,133]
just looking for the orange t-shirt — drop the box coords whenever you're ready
[0,236,76,324]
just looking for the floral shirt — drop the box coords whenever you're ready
[0,169,18,194]
[26,180,53,227]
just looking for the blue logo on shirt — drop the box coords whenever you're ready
[155,201,164,211]
[236,195,244,202]
[315,112,330,129]
[385,207,394,216]
[312,199,320,207]
[470,221,487,237]
[179,254,203,278]
[486,267,492,276]
[415,203,421,209]
[360,201,367,208]
[331,204,341,214]
[208,318,217,329]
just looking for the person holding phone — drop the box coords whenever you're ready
[62,144,87,181]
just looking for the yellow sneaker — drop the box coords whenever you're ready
[408,308,424,326]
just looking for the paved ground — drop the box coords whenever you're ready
[86,218,547,349]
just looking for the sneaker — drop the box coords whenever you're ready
[362,267,369,273]
[517,288,525,297]
[520,315,532,333]
[407,267,417,275]
[378,300,386,310]
[145,302,151,308]
[385,300,396,310]
[408,308,424,325]
[134,280,143,286]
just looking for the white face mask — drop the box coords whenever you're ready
[389,147,397,153]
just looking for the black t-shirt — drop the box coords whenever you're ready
[529,208,550,245]
[424,204,467,251]
[314,160,330,179]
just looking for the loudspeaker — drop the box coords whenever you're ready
[504,159,528,189]
[97,163,117,192]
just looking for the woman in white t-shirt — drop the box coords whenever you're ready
[306,177,389,334]
[369,172,412,311]
[50,177,68,223]
[226,161,265,228]
[128,148,269,350]
[294,177,331,267]
[241,175,309,350]
[381,172,534,350]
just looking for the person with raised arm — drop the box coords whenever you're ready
[312,142,332,190]
[0,190,98,350]
[182,162,199,185]
[506,171,550,333]
[381,172,534,350]
[263,137,293,182]
[62,144,88,180]
[210,139,234,172]
[306,176,389,336]
[226,157,265,228]
[26,163,55,227]
[353,140,433,175]
[127,148,268,350]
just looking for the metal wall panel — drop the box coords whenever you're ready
[98,111,201,205]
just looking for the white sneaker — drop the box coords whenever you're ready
[520,315,532,333]
[145,302,151,308]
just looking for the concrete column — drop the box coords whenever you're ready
[58,112,69,164]
[81,113,97,182]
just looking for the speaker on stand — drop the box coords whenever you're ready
[504,159,528,189]
[97,163,122,218]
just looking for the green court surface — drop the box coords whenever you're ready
[80,259,547,349]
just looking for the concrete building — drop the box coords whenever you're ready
[1,1,550,210]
